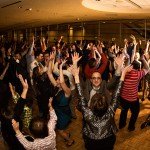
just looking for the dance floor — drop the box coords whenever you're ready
[0,98,150,150]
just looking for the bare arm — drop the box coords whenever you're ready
[18,74,28,99]
[145,41,150,53]
[41,37,47,52]
[131,43,137,63]
[0,62,9,80]
[47,60,57,87]
[141,55,149,75]
[59,61,71,97]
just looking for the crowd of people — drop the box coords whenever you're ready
[0,35,150,150]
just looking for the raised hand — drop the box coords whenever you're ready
[146,40,150,45]
[97,43,103,54]
[122,65,133,74]
[130,35,137,45]
[12,119,20,133]
[49,52,56,61]
[18,74,28,90]
[42,37,45,42]
[48,97,53,110]
[130,34,136,40]
[60,60,66,68]
[32,35,35,43]
[9,82,15,92]
[71,52,82,65]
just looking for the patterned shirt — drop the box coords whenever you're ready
[121,69,145,101]
[16,109,57,150]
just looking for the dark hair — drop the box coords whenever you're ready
[29,117,48,138]
[43,51,49,56]
[90,93,108,117]
[66,57,73,66]
[64,75,70,88]
[34,51,43,58]
[131,60,141,70]
[88,58,96,68]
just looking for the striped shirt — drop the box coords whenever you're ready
[121,69,145,101]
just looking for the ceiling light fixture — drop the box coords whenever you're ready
[25,8,32,11]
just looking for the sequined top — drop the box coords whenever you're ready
[13,93,32,128]
[76,81,123,140]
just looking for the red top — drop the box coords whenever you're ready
[84,53,108,79]
[121,69,145,101]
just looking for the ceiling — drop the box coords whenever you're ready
[0,0,150,31]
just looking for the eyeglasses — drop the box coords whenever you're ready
[92,77,101,80]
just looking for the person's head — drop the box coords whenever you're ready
[90,93,108,117]
[35,51,43,62]
[43,51,50,62]
[131,60,141,70]
[54,74,70,88]
[90,72,102,88]
[88,58,96,68]
[110,43,115,51]
[14,52,22,61]
[87,42,94,50]
[52,45,56,52]
[29,117,48,138]
[7,47,12,56]
[71,44,76,50]
[32,66,44,82]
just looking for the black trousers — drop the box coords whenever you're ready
[119,97,140,129]
[83,134,116,150]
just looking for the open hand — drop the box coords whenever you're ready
[48,97,53,109]
[12,119,20,133]
[49,52,56,61]
[18,74,28,90]
[71,52,82,65]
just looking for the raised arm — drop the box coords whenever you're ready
[9,82,16,99]
[48,97,57,132]
[41,37,47,52]
[47,52,57,86]
[28,36,35,55]
[145,40,150,53]
[130,35,137,63]
[0,62,9,80]
[13,74,28,121]
[59,60,71,97]
[141,54,149,75]
[106,53,125,90]
[110,65,133,112]
[95,44,108,74]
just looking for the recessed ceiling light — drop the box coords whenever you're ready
[25,8,32,11]
[18,6,22,9]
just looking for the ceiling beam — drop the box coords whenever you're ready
[124,0,142,9]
